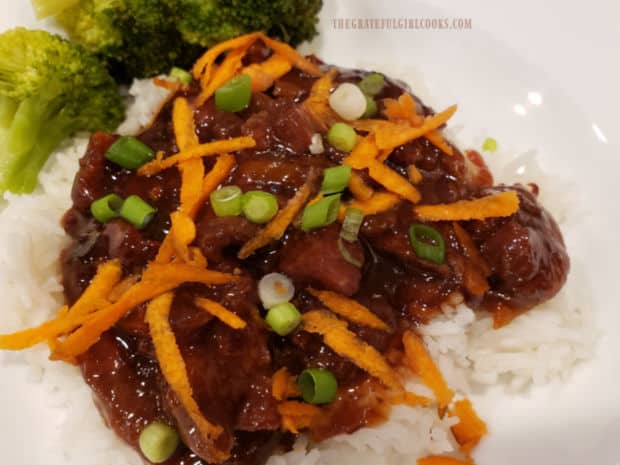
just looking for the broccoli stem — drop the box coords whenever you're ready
[0,96,18,129]
[4,115,71,193]
[7,96,54,156]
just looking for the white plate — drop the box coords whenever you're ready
[1,1,619,464]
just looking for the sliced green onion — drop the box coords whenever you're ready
[321,165,351,195]
[363,94,378,118]
[298,368,338,404]
[241,191,279,224]
[358,73,385,96]
[215,74,252,112]
[90,193,123,223]
[300,194,341,231]
[408,224,445,264]
[210,185,243,217]
[105,136,155,170]
[265,302,301,336]
[120,195,157,229]
[340,207,364,242]
[138,421,180,464]
[482,137,498,152]
[169,67,192,85]
[337,237,363,268]
[326,123,357,153]
[258,273,295,309]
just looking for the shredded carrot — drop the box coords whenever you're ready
[192,32,260,81]
[402,331,454,409]
[155,211,196,264]
[185,247,208,269]
[196,46,249,107]
[407,165,423,184]
[390,391,433,408]
[449,398,488,455]
[302,310,402,391]
[277,401,322,434]
[138,137,254,176]
[417,457,472,465]
[383,93,454,156]
[187,153,237,218]
[173,97,199,152]
[348,171,374,201]
[242,53,292,92]
[53,264,238,358]
[452,223,490,297]
[367,158,421,203]
[257,33,323,77]
[307,192,324,206]
[338,191,401,221]
[0,260,121,350]
[302,68,340,129]
[272,367,301,401]
[153,77,182,91]
[108,275,140,302]
[173,97,205,215]
[375,105,457,152]
[384,93,424,127]
[307,288,389,330]
[415,190,520,221]
[238,175,315,259]
[194,297,246,330]
[425,130,454,156]
[342,135,379,170]
[146,293,228,462]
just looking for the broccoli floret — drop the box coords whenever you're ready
[32,0,322,78]
[34,0,201,79]
[173,0,322,48]
[0,28,124,193]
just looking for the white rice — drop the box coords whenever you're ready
[0,77,595,465]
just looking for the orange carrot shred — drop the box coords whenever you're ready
[138,137,254,176]
[302,68,340,129]
[258,33,323,77]
[390,391,434,408]
[449,398,488,455]
[238,175,315,259]
[367,158,421,203]
[277,401,322,434]
[53,264,238,358]
[272,367,301,401]
[194,297,246,330]
[407,165,423,184]
[307,288,389,330]
[196,46,249,107]
[342,135,378,170]
[415,190,520,221]
[187,153,237,218]
[375,105,457,152]
[417,456,472,465]
[402,331,454,409]
[173,97,205,215]
[338,191,401,221]
[153,77,182,91]
[242,54,292,92]
[348,171,374,201]
[155,211,196,264]
[146,293,228,462]
[425,130,454,156]
[0,260,121,351]
[302,310,402,391]
[192,32,260,81]
[384,93,424,127]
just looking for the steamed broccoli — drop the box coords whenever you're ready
[32,0,322,78]
[171,0,323,48]
[0,28,124,194]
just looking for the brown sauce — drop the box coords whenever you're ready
[61,44,569,465]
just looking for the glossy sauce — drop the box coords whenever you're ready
[62,43,569,465]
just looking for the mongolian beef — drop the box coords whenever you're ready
[0,33,569,465]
